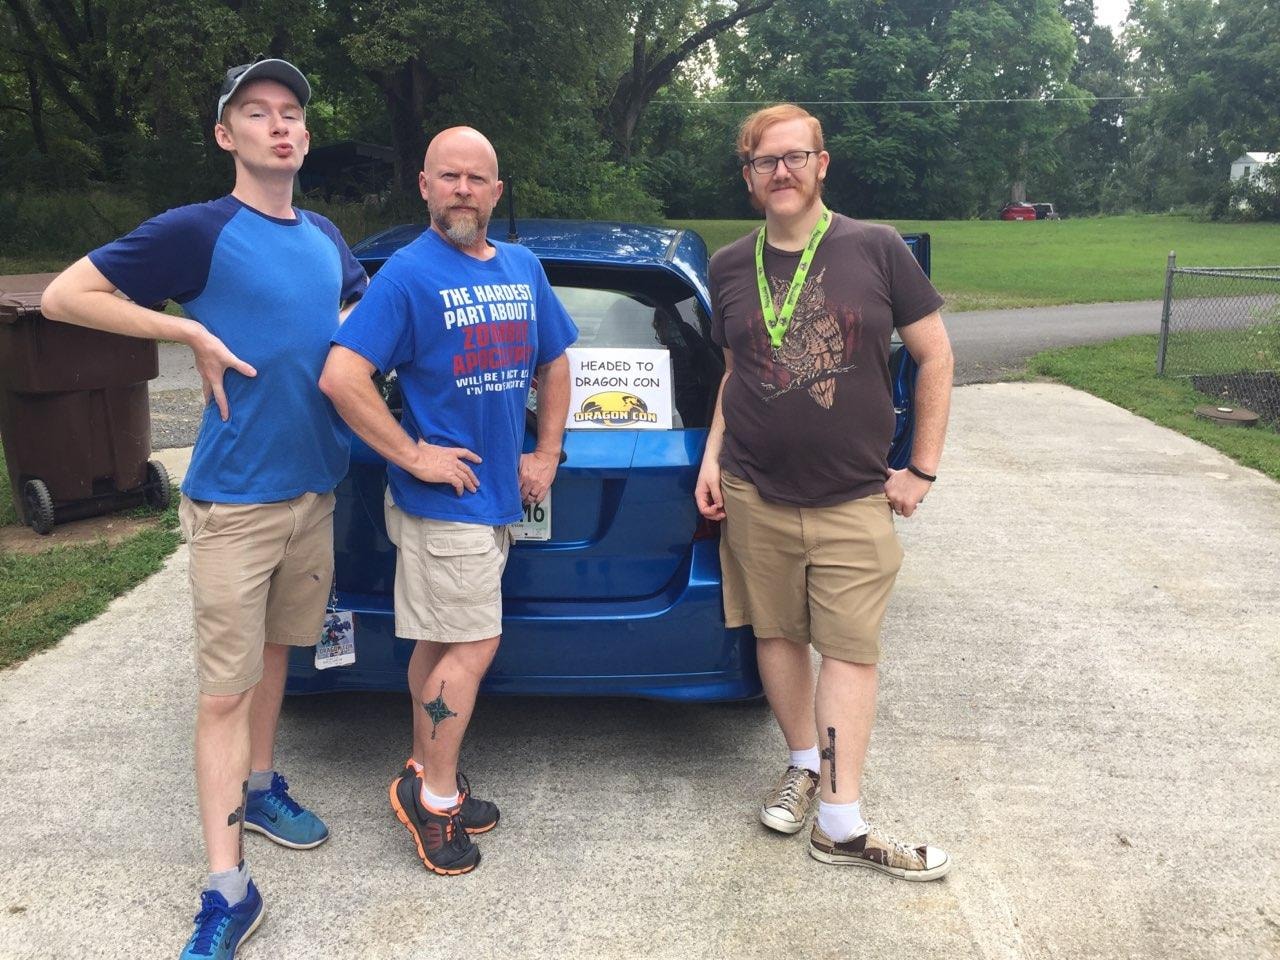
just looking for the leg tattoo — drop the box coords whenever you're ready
[227,779,247,861]
[819,727,837,793]
[422,681,458,741]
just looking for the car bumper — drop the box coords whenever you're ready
[285,539,762,702]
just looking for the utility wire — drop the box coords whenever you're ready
[650,95,1147,105]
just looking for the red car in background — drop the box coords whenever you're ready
[999,201,1037,221]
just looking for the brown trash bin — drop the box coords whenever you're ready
[0,273,170,534]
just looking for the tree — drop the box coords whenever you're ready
[1037,2,1134,214]
[337,0,626,195]
[1123,0,1280,211]
[603,0,780,161]
[713,0,1081,219]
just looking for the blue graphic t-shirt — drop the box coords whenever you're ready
[333,228,578,525]
[89,195,367,502]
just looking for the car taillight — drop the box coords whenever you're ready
[693,516,721,541]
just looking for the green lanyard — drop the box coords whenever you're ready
[756,206,832,349]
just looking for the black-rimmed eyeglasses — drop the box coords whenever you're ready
[748,150,819,175]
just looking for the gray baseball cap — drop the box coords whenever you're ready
[216,59,311,122]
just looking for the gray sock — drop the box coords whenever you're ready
[247,769,274,792]
[207,861,250,905]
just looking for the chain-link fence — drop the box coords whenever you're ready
[1157,256,1280,424]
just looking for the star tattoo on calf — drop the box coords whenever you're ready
[422,681,458,740]
[819,727,837,793]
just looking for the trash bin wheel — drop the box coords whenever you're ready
[145,460,172,510]
[23,479,55,535]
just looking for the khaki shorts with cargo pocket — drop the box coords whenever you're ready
[384,488,511,644]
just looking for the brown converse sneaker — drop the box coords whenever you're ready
[809,822,951,881]
[759,766,820,835]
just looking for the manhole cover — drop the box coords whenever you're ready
[1194,404,1259,427]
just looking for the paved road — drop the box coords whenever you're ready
[946,299,1162,382]
[2,383,1277,960]
[150,300,1166,394]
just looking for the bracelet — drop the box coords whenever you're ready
[907,464,937,483]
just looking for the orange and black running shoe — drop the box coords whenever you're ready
[389,771,480,876]
[397,761,500,835]
[455,771,500,835]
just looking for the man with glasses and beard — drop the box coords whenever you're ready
[695,104,956,880]
[320,126,577,875]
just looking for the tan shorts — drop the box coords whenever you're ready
[384,489,511,643]
[719,471,903,664]
[179,491,335,695]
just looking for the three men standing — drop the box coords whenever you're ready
[695,104,956,880]
[44,69,950,958]
[320,126,577,876]
[41,60,368,956]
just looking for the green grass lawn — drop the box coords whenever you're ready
[1028,334,1280,482]
[668,215,1280,312]
[0,450,180,669]
[0,256,69,275]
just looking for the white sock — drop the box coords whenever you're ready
[817,800,868,842]
[420,782,461,811]
[789,746,821,775]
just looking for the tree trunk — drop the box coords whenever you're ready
[25,64,47,154]
[373,60,432,196]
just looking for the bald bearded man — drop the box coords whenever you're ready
[320,127,577,875]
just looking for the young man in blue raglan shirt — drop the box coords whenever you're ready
[320,126,577,876]
[41,59,367,958]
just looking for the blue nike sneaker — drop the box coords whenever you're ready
[243,773,329,849]
[179,882,263,959]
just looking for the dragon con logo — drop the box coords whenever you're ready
[573,391,659,426]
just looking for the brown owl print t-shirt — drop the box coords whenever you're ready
[709,213,943,507]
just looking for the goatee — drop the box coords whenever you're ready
[429,204,487,249]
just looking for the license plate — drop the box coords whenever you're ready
[511,495,551,541]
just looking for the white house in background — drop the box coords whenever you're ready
[1230,152,1277,183]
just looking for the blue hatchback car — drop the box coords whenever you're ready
[287,220,928,701]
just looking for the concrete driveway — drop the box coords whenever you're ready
[1,383,1277,960]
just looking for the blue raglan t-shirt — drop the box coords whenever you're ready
[89,195,367,503]
[333,228,578,525]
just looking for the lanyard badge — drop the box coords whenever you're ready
[315,577,356,669]
[755,206,832,349]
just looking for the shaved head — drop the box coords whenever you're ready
[424,126,499,178]
[419,126,503,252]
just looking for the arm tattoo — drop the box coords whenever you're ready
[422,681,458,740]
[227,779,248,862]
[819,727,837,793]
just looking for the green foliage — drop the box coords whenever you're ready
[0,191,152,261]
[1030,335,1280,481]
[1119,0,1280,213]
[2,0,1277,223]
[709,0,1084,219]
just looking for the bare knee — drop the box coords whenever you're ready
[819,656,877,681]
[441,636,500,677]
[198,689,253,722]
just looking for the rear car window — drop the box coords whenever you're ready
[553,287,723,428]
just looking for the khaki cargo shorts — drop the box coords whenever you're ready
[179,491,335,696]
[384,489,511,643]
[718,471,903,664]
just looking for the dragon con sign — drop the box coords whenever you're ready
[565,348,673,430]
